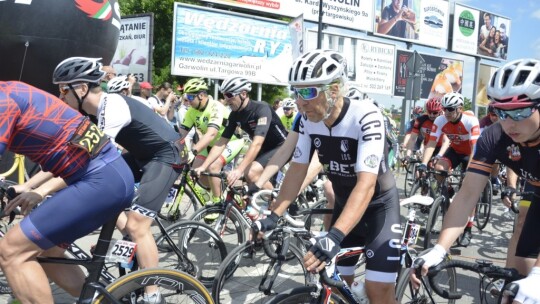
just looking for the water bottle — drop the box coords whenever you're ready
[246,206,260,221]
[350,280,369,303]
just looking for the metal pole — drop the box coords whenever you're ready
[471,57,480,113]
[317,0,323,48]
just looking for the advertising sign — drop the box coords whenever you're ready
[373,0,449,49]
[171,3,292,85]
[202,0,374,32]
[355,40,395,95]
[452,3,511,60]
[394,50,463,100]
[111,14,153,82]
[289,14,305,60]
[476,64,498,107]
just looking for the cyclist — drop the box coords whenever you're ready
[253,50,400,303]
[402,105,424,154]
[0,81,134,303]
[411,59,540,302]
[417,91,480,247]
[107,75,131,95]
[279,97,297,131]
[179,78,244,205]
[194,76,288,189]
[52,57,186,304]
[404,97,450,162]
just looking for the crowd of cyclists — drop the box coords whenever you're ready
[1,45,540,303]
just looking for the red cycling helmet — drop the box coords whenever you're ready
[426,97,442,113]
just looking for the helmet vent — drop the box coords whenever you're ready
[514,70,530,86]
[501,69,512,87]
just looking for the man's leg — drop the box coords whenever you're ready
[0,225,53,303]
[41,246,86,297]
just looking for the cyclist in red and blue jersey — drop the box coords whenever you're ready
[0,81,134,303]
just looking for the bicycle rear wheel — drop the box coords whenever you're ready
[475,182,492,231]
[212,241,308,303]
[155,220,227,287]
[96,268,213,304]
[268,285,347,304]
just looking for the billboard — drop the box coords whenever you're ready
[452,3,510,60]
[171,3,292,85]
[111,14,153,83]
[373,0,449,49]
[202,0,375,32]
[394,50,463,100]
[476,64,498,107]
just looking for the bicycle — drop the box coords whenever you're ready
[0,154,29,184]
[0,180,214,304]
[268,195,457,304]
[423,258,524,303]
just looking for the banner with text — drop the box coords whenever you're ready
[355,40,395,95]
[172,3,292,85]
[373,0,449,49]
[202,0,374,32]
[476,64,497,107]
[289,14,305,60]
[452,3,511,60]
[394,50,463,100]
[111,14,153,83]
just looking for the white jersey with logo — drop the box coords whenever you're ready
[293,98,395,198]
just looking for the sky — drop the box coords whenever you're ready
[372,0,540,110]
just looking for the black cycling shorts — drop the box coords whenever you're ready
[442,148,469,170]
[254,145,282,168]
[331,188,401,276]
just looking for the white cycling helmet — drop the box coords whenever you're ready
[346,82,364,101]
[107,76,131,93]
[488,58,540,109]
[288,49,347,86]
[219,76,252,94]
[441,92,464,108]
[53,57,105,84]
[282,97,296,109]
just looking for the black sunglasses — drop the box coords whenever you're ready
[443,107,457,112]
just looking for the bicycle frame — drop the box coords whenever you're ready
[0,154,27,184]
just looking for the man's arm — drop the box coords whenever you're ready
[421,140,438,165]
[155,92,174,116]
[271,161,309,216]
[192,126,219,154]
[405,133,419,157]
[254,132,298,188]
[378,9,404,34]
[236,135,264,174]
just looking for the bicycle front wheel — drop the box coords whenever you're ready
[212,241,308,304]
[395,263,457,303]
[155,220,227,287]
[424,196,446,250]
[96,268,213,304]
[268,285,347,304]
[475,182,492,231]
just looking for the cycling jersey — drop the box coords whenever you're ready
[222,100,288,153]
[411,114,443,147]
[180,98,229,147]
[293,98,396,199]
[280,113,297,131]
[0,81,134,249]
[406,119,423,150]
[291,112,303,133]
[429,112,480,155]
[469,123,540,258]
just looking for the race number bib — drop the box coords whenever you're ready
[69,118,109,158]
[105,239,137,264]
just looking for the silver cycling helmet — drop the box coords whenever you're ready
[282,97,296,109]
[107,76,131,93]
[441,92,464,108]
[488,58,540,109]
[219,76,252,94]
[288,49,347,86]
[345,82,364,101]
[53,57,105,84]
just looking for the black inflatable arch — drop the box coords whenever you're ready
[0,0,120,94]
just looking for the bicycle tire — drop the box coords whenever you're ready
[268,285,347,304]
[424,196,446,250]
[189,204,247,252]
[154,220,227,287]
[395,251,457,304]
[404,163,416,197]
[96,268,213,304]
[212,240,308,304]
[475,182,492,231]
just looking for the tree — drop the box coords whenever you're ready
[119,0,288,103]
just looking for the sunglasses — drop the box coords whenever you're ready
[223,92,237,99]
[494,107,537,121]
[293,86,328,101]
[428,111,440,115]
[283,107,293,111]
[59,84,82,96]
[443,107,457,112]
[185,94,197,102]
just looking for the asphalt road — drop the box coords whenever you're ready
[0,170,517,303]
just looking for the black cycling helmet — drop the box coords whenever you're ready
[53,57,105,84]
